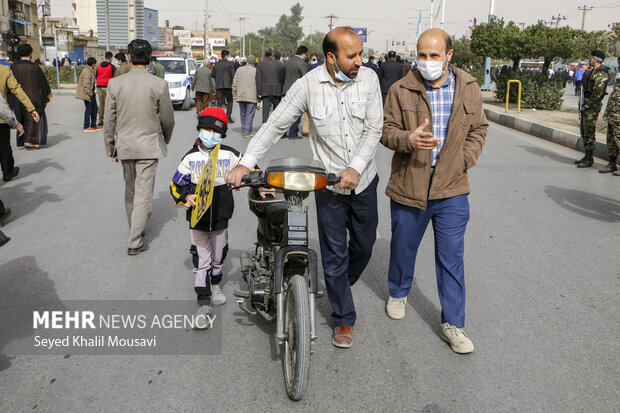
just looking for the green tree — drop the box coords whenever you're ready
[524,23,578,74]
[451,35,484,70]
[172,25,185,30]
[302,31,326,55]
[274,2,304,57]
[257,27,278,58]
[573,29,608,61]
[470,17,505,61]
[502,21,527,71]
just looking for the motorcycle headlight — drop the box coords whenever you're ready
[267,171,326,191]
[168,81,182,88]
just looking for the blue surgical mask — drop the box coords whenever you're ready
[333,60,353,82]
[199,129,222,148]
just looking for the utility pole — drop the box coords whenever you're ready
[429,0,434,29]
[326,14,337,31]
[204,0,210,59]
[518,22,525,29]
[578,5,593,31]
[481,0,495,91]
[440,0,446,30]
[239,17,248,57]
[551,14,566,29]
[104,0,110,52]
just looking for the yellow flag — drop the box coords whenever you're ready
[190,143,220,227]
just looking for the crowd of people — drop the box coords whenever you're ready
[2,26,618,358]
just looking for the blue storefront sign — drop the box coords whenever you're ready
[352,27,367,42]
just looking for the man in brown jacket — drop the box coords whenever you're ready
[104,39,175,255]
[381,29,487,354]
[0,61,38,181]
[75,57,99,131]
[113,53,131,77]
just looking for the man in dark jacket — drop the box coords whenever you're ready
[95,51,116,125]
[256,47,284,123]
[379,50,405,105]
[210,50,235,123]
[10,43,51,148]
[363,56,380,75]
[282,45,309,138]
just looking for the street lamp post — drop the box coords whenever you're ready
[481,0,495,91]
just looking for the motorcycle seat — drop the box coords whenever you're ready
[249,189,287,226]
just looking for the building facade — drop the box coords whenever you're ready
[72,0,97,36]
[96,0,144,48]
[4,0,41,60]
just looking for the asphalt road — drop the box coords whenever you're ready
[1,97,619,412]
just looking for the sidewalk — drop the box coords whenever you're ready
[52,85,76,96]
[482,91,611,162]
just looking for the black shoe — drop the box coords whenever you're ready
[228,119,235,123]
[3,166,19,182]
[599,158,617,173]
[0,208,11,227]
[127,243,149,256]
[0,230,10,247]
[574,156,586,164]
[576,151,594,168]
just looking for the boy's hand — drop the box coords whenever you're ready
[184,194,198,209]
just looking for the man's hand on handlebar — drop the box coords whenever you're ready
[336,167,360,190]
[225,165,251,189]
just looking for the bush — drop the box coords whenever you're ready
[42,65,85,89]
[494,72,564,110]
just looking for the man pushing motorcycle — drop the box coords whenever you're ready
[226,27,383,348]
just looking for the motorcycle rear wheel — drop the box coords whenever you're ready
[283,274,311,401]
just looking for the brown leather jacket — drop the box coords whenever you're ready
[381,65,488,210]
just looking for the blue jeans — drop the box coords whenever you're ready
[388,194,469,327]
[238,101,256,135]
[288,117,301,137]
[315,175,379,326]
[83,94,98,128]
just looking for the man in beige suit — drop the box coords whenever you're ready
[104,39,175,255]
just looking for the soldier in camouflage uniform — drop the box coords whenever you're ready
[575,50,610,168]
[601,57,620,174]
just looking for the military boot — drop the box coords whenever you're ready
[574,155,587,164]
[599,157,617,173]
[576,150,594,168]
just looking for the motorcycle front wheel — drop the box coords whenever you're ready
[283,274,311,401]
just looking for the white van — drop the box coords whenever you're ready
[158,57,197,110]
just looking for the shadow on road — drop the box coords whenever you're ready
[147,190,180,244]
[520,145,577,165]
[14,157,66,177]
[43,133,72,148]
[545,186,620,222]
[0,256,66,372]
[362,239,442,337]
[0,182,62,219]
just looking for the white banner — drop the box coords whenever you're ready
[209,38,226,47]
[173,30,191,38]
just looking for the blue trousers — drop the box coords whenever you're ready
[83,94,98,128]
[388,194,469,327]
[315,175,378,326]
[288,117,301,138]
[238,101,256,135]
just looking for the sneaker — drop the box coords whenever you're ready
[386,296,407,320]
[211,285,226,305]
[194,305,213,330]
[83,127,96,133]
[92,126,102,131]
[247,133,255,138]
[24,142,40,149]
[440,323,474,354]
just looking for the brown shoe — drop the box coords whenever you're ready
[332,325,353,348]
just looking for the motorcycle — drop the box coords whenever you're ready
[233,157,339,401]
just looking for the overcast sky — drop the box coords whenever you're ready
[50,0,619,53]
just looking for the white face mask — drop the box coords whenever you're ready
[417,54,449,81]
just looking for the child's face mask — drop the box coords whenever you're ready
[199,129,222,148]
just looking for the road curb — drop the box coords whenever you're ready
[484,107,610,162]
[52,90,75,96]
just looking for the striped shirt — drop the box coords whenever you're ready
[239,64,383,194]
[424,70,455,167]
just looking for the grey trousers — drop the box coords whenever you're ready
[121,159,158,248]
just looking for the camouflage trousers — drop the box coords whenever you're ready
[580,105,602,151]
[606,118,620,158]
